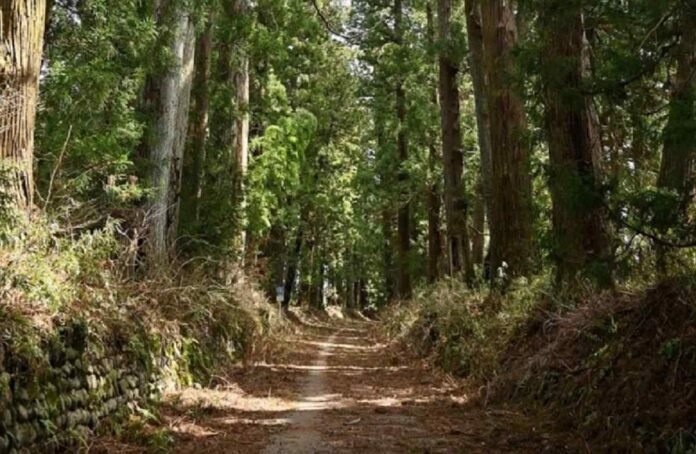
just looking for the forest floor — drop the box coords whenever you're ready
[95,316,581,453]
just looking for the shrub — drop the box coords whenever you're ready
[383,275,551,379]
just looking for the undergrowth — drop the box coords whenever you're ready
[382,275,551,379]
[0,205,285,371]
[0,204,288,450]
[495,277,696,452]
[382,275,696,452]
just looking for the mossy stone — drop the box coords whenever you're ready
[2,408,13,427]
[0,434,9,451]
[15,406,29,422]
[86,375,97,391]
[69,378,81,390]
[14,389,28,402]
[14,423,37,446]
[55,415,67,429]
[61,364,73,377]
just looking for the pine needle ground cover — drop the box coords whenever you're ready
[383,278,696,452]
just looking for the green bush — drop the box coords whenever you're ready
[0,202,285,449]
[383,275,551,378]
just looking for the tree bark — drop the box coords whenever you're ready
[438,0,475,282]
[316,257,325,309]
[213,2,235,164]
[471,177,485,266]
[234,0,250,258]
[382,208,395,301]
[376,111,396,301]
[283,225,303,308]
[656,7,696,271]
[426,2,443,284]
[0,0,46,212]
[480,0,533,279]
[394,0,412,299]
[464,0,493,263]
[540,0,611,285]
[147,2,196,268]
[264,224,286,301]
[184,16,212,224]
[426,143,443,284]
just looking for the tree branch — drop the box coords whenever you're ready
[309,0,353,43]
[613,213,696,249]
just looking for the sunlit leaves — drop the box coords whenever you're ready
[248,109,317,233]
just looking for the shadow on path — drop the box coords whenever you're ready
[94,320,579,453]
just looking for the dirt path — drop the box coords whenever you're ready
[96,319,575,453]
[261,330,341,453]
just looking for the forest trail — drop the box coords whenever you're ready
[261,328,342,453]
[127,318,573,453]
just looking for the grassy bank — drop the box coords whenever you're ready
[0,216,285,452]
[382,277,696,452]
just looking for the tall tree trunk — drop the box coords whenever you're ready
[471,177,485,266]
[464,0,493,264]
[438,0,475,282]
[656,8,696,271]
[146,3,195,268]
[184,17,212,224]
[283,225,303,308]
[426,143,443,284]
[394,0,412,299]
[376,111,396,301]
[316,258,325,309]
[303,241,317,308]
[264,224,286,301]
[213,2,235,165]
[426,2,443,284]
[382,208,395,301]
[480,0,533,279]
[234,0,250,258]
[540,0,611,285]
[359,279,368,310]
[0,0,46,213]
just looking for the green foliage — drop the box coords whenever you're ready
[0,216,120,312]
[117,411,174,454]
[0,201,287,448]
[6,0,694,450]
[37,0,158,215]
[660,337,682,361]
[0,0,693,451]
[24,0,696,313]
[384,276,551,378]
[248,109,317,234]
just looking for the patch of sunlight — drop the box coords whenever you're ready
[296,340,385,351]
[167,388,298,413]
[221,417,292,427]
[325,305,345,319]
[329,335,365,342]
[256,362,411,372]
[168,388,353,414]
[449,395,469,405]
[354,395,458,407]
[169,422,219,438]
[303,393,342,402]
[356,397,402,407]
[295,393,348,411]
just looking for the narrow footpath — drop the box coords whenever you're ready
[97,319,576,453]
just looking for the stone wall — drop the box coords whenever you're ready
[0,320,199,453]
